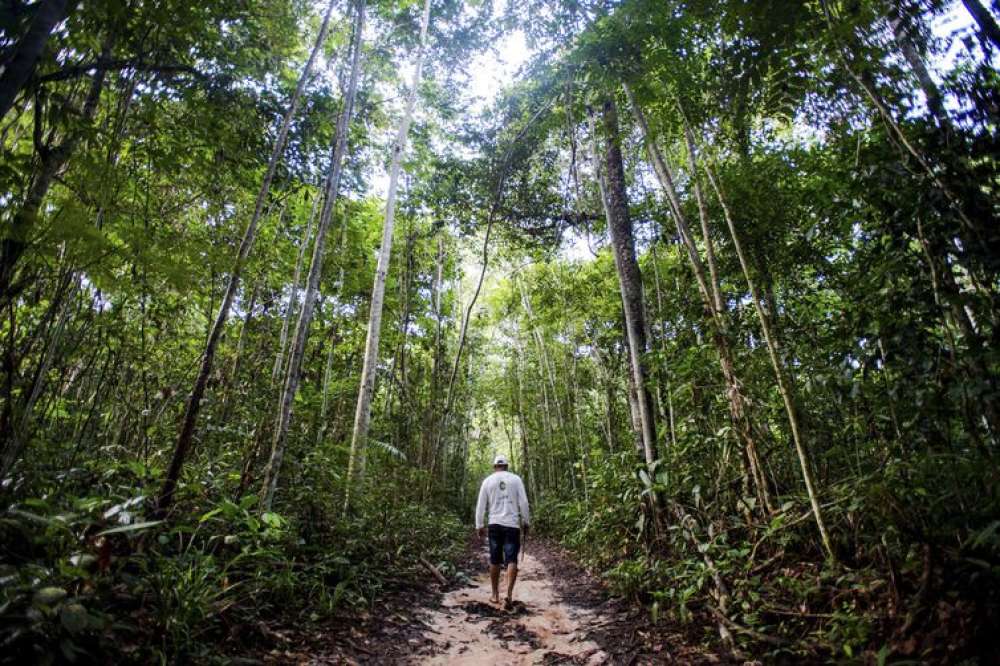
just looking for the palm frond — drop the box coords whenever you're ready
[367,439,408,461]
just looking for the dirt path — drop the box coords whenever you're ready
[415,547,608,665]
[245,538,725,664]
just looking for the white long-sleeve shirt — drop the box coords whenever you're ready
[475,471,530,529]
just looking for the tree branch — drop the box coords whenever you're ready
[34,59,207,85]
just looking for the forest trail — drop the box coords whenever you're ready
[289,537,719,665]
[416,545,608,665]
[287,538,721,665]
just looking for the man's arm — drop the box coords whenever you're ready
[475,480,488,531]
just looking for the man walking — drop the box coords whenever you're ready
[475,455,530,608]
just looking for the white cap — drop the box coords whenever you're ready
[493,455,508,466]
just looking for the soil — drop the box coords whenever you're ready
[232,536,731,665]
[415,544,606,665]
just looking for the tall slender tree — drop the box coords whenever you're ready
[590,96,660,508]
[156,0,341,515]
[624,83,774,516]
[260,0,367,511]
[686,113,836,559]
[343,0,432,511]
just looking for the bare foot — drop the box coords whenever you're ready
[489,595,500,605]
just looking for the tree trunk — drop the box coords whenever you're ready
[513,351,536,501]
[961,0,1000,51]
[421,234,446,469]
[315,323,338,447]
[259,0,366,511]
[397,236,416,455]
[0,49,107,472]
[1,49,105,309]
[272,200,313,385]
[155,0,341,516]
[620,330,646,459]
[821,1,988,259]
[386,229,414,445]
[221,283,258,422]
[682,124,724,315]
[537,357,557,472]
[0,276,76,478]
[342,0,429,512]
[0,0,71,122]
[425,99,553,499]
[569,351,590,503]
[649,244,677,449]
[689,116,837,560]
[914,218,1000,442]
[888,8,950,129]
[624,83,774,517]
[591,97,659,473]
[590,347,618,454]
[519,278,572,479]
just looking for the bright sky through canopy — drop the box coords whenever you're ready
[467,29,530,113]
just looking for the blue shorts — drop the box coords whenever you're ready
[488,524,520,566]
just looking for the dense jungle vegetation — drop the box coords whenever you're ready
[1,0,999,662]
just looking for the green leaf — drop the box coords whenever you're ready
[239,494,259,511]
[261,512,285,529]
[60,603,90,634]
[199,508,222,523]
[95,520,163,537]
[68,554,96,568]
[33,587,67,607]
[368,439,407,461]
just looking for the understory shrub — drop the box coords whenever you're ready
[1,472,465,664]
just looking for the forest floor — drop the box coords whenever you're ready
[239,537,731,665]
[416,546,607,664]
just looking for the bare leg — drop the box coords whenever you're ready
[489,564,500,603]
[505,564,518,605]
